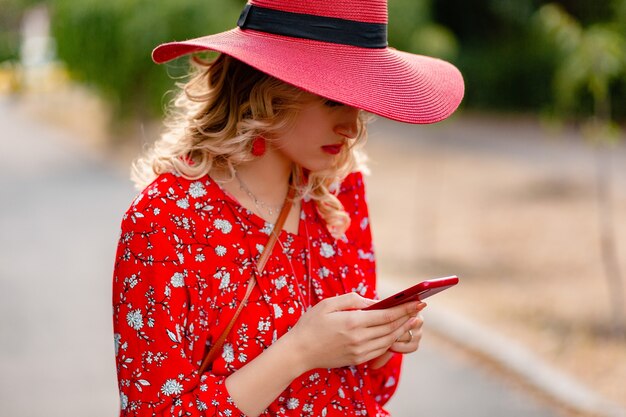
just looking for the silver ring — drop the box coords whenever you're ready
[406,329,413,343]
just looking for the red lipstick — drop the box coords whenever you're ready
[321,144,343,155]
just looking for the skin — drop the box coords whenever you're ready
[217,96,426,417]
[219,98,361,232]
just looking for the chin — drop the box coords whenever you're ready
[300,159,337,174]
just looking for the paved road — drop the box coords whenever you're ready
[0,100,559,417]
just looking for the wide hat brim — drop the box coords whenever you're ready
[153,28,464,124]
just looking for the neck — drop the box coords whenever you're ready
[234,147,293,204]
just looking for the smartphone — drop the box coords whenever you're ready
[363,276,459,310]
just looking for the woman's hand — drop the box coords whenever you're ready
[285,292,425,372]
[368,309,425,370]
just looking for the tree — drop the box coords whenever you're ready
[538,1,626,339]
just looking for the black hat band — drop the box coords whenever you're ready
[237,4,388,49]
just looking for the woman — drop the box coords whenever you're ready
[112,1,464,416]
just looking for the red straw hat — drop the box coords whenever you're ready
[152,0,464,124]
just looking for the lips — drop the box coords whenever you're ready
[321,144,343,155]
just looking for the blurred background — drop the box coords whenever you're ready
[1,0,625,416]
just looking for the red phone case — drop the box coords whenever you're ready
[363,276,459,310]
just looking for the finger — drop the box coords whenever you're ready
[389,341,419,354]
[325,292,377,312]
[358,313,413,340]
[363,326,420,363]
[368,351,395,370]
[359,301,426,328]
[390,326,423,353]
[363,316,419,354]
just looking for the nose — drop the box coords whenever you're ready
[334,106,359,139]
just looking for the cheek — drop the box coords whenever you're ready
[279,128,320,158]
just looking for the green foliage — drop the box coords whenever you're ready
[50,0,242,120]
[388,0,459,61]
[0,0,30,62]
[432,0,626,117]
[538,3,626,121]
[48,0,626,122]
[433,0,561,112]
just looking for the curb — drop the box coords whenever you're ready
[379,279,626,417]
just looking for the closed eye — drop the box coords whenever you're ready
[324,99,344,108]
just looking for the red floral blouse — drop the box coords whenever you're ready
[112,171,402,416]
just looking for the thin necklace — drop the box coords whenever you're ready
[234,169,285,219]
[272,208,313,310]
[234,169,312,309]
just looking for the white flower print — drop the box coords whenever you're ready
[215,245,227,256]
[317,267,330,278]
[120,392,128,410]
[170,272,185,288]
[353,282,368,296]
[114,333,121,356]
[176,198,190,209]
[112,173,398,415]
[286,398,300,410]
[196,399,208,411]
[218,272,231,290]
[257,319,271,332]
[358,249,375,261]
[161,379,183,396]
[126,309,144,330]
[274,275,287,290]
[222,343,234,363]
[131,193,144,206]
[125,274,138,288]
[189,181,207,198]
[213,219,233,234]
[319,242,335,258]
[256,243,264,254]
[260,222,274,235]
[273,304,283,318]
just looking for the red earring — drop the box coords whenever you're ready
[251,136,266,156]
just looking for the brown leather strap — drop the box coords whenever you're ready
[199,186,296,374]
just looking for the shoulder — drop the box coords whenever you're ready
[126,172,210,212]
[336,171,367,213]
[119,172,223,233]
[336,171,371,238]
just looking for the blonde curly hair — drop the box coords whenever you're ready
[132,54,369,238]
